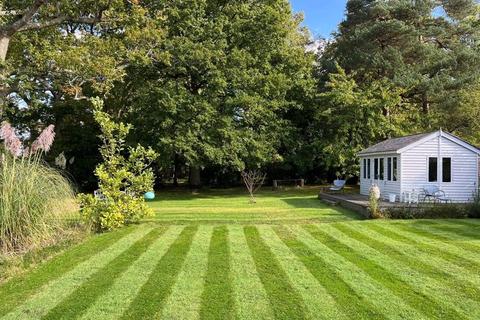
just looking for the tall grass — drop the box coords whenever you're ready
[0,154,77,253]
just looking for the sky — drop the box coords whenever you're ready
[289,0,348,39]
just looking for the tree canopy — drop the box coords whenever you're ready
[1,0,479,187]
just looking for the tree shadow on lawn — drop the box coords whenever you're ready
[149,187,325,202]
[280,197,364,221]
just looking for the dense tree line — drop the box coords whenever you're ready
[1,0,479,188]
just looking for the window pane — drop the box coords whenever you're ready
[380,158,384,180]
[393,157,398,181]
[367,159,371,179]
[428,157,437,182]
[442,158,451,182]
[387,157,392,181]
[374,159,379,179]
[363,159,367,179]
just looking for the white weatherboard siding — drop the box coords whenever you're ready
[401,136,478,203]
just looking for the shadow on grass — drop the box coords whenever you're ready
[281,197,364,221]
[148,187,326,203]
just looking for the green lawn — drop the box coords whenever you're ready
[1,188,480,319]
[148,187,360,223]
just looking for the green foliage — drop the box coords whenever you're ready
[308,0,480,179]
[443,81,480,146]
[78,98,158,232]
[0,154,77,253]
[383,204,468,219]
[466,189,480,218]
[317,66,406,177]
[322,0,480,127]
[3,0,480,187]
[123,0,315,174]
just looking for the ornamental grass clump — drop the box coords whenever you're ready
[78,98,158,232]
[0,123,77,253]
[369,184,383,219]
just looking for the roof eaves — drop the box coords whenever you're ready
[357,150,400,156]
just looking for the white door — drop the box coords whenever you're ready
[373,157,386,197]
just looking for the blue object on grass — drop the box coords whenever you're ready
[144,191,155,200]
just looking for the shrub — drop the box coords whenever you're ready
[79,98,158,232]
[0,124,77,253]
[383,204,468,219]
[465,188,480,218]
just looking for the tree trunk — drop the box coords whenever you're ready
[0,35,10,62]
[189,165,201,188]
[173,153,180,187]
[421,92,430,114]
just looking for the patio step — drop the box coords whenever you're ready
[318,192,370,218]
[321,199,339,206]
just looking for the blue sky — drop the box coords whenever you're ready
[289,0,348,38]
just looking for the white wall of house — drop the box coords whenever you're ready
[401,135,479,203]
[359,153,401,201]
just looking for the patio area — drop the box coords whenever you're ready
[318,192,427,218]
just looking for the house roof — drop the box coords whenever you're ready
[358,130,480,156]
[358,132,433,155]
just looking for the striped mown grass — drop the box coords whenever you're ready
[333,223,480,301]
[200,226,234,320]
[1,189,480,320]
[120,225,197,319]
[244,226,307,320]
[303,224,470,319]
[42,228,166,320]
[160,226,213,320]
[2,226,151,320]
[0,225,135,316]
[229,226,273,320]
[79,226,185,320]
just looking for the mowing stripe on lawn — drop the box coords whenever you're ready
[160,226,213,320]
[228,226,274,320]
[257,226,347,320]
[401,222,480,252]
[1,226,152,320]
[313,224,479,319]
[363,222,480,272]
[120,225,197,319]
[280,225,411,320]
[244,226,307,320]
[445,219,480,228]
[335,223,480,303]
[0,226,135,317]
[42,227,166,320]
[417,220,480,243]
[79,226,184,320]
[373,223,480,266]
[199,226,235,320]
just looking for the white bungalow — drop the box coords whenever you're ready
[358,130,480,203]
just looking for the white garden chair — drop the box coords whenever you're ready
[329,180,346,192]
[402,189,420,204]
[422,185,449,203]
